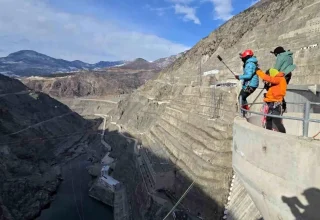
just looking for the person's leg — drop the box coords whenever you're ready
[242,87,256,105]
[239,87,256,113]
[285,72,292,84]
[239,89,249,106]
[265,103,273,130]
[283,73,292,113]
[271,105,286,133]
[239,89,248,116]
[282,99,287,113]
[266,116,273,130]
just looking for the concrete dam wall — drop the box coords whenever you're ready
[232,115,320,220]
[55,0,320,219]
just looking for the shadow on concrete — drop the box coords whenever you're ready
[286,90,320,114]
[282,188,320,220]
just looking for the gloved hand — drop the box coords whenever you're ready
[235,75,240,80]
[256,63,260,71]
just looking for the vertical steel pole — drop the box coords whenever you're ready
[303,101,311,137]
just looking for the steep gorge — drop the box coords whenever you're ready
[2,0,320,219]
[106,0,320,219]
[0,74,100,219]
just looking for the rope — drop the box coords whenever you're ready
[312,131,320,139]
[0,130,99,147]
[162,181,195,220]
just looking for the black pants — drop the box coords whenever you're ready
[239,86,256,106]
[282,72,292,112]
[266,103,286,133]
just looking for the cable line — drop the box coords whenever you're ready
[162,181,195,220]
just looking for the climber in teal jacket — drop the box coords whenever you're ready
[271,46,296,84]
[235,49,259,112]
[271,46,296,112]
[239,56,259,89]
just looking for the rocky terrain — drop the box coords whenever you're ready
[0,74,102,219]
[2,0,320,219]
[152,52,186,69]
[22,70,157,98]
[21,58,165,98]
[99,0,320,219]
[20,54,186,98]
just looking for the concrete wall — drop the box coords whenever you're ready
[285,89,320,113]
[232,117,320,220]
[225,174,262,220]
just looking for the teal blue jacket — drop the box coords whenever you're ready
[239,57,259,89]
[274,51,296,75]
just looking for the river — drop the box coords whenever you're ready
[37,154,114,220]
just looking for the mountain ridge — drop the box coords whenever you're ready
[0,50,184,76]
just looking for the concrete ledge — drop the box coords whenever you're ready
[232,117,320,220]
[287,84,320,94]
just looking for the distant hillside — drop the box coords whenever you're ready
[0,50,125,76]
[22,69,160,98]
[0,50,185,77]
[152,52,186,69]
[120,58,159,70]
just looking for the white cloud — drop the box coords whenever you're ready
[0,0,189,63]
[168,0,233,22]
[205,0,233,21]
[174,4,201,25]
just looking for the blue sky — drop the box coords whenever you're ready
[0,0,259,63]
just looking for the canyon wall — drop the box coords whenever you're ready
[107,0,320,219]
[0,74,96,219]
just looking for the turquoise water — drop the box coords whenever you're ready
[38,155,114,220]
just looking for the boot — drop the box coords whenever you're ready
[242,105,250,111]
[241,105,250,117]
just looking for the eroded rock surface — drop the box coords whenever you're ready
[22,70,159,98]
[106,0,320,219]
[0,74,95,219]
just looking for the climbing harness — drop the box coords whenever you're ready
[261,103,269,128]
[261,102,283,131]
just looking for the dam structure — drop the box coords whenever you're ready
[226,85,320,220]
[35,1,320,219]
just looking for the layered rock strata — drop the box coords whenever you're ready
[107,0,320,219]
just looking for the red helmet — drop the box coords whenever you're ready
[240,49,254,58]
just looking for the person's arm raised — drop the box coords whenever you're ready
[256,69,281,84]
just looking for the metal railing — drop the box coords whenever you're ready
[239,96,320,137]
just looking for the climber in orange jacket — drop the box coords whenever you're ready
[256,68,287,133]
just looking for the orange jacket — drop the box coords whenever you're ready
[256,69,287,102]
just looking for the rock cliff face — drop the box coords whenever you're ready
[107,0,320,219]
[22,70,158,98]
[20,53,186,98]
[0,74,93,219]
